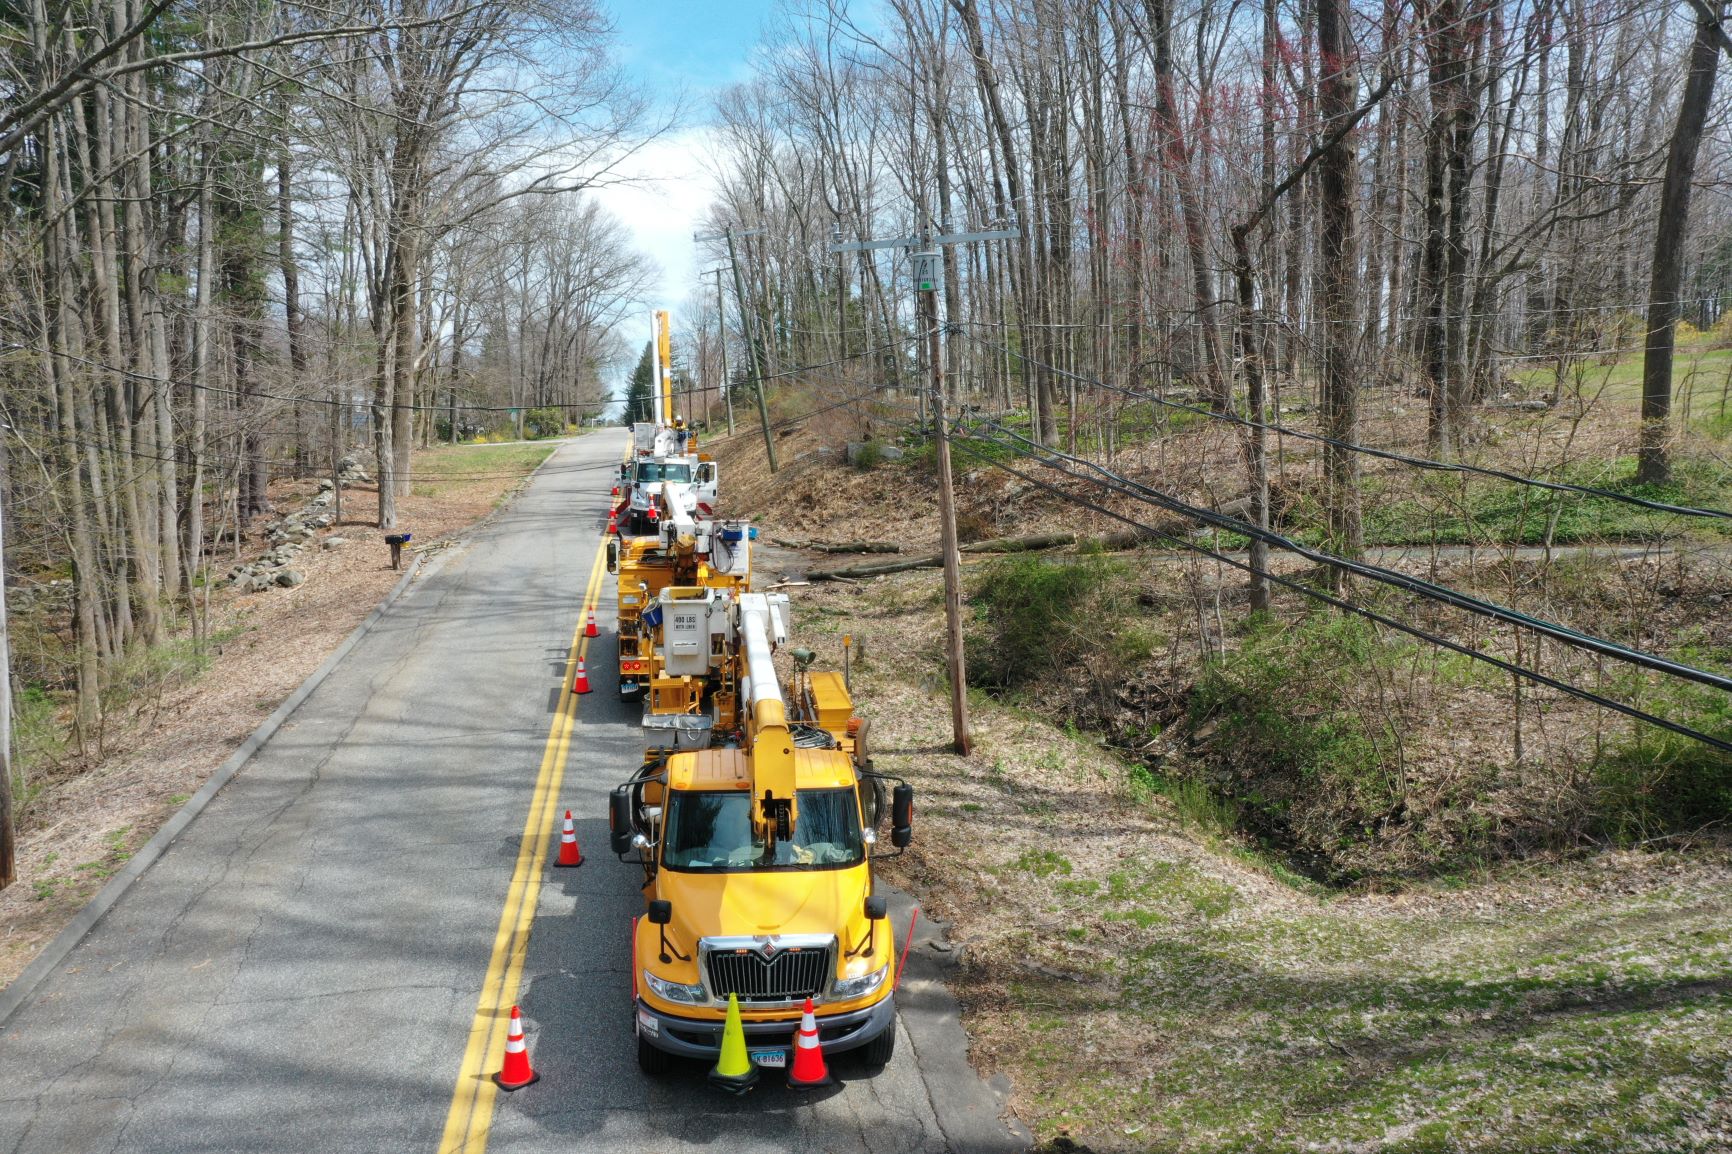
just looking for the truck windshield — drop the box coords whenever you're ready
[636,462,692,484]
[662,788,864,871]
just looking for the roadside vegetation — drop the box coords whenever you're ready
[718,329,1732,1147]
[799,567,1732,1153]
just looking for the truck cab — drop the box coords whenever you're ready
[611,594,911,1077]
[622,455,719,536]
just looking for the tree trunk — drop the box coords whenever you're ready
[1145,0,1231,411]
[1317,0,1364,574]
[1637,3,1723,484]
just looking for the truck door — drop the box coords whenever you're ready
[695,461,718,519]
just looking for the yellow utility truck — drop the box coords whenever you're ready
[609,592,913,1076]
[607,492,754,707]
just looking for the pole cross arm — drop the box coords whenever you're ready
[931,227,1022,244]
[828,236,919,253]
[829,226,1020,254]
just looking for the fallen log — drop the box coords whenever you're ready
[809,554,941,580]
[807,529,1159,580]
[958,531,1078,553]
[772,537,902,554]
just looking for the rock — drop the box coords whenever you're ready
[322,536,349,550]
[306,513,333,528]
[309,492,332,508]
[879,444,905,461]
[337,454,361,472]
[317,478,336,491]
[276,569,306,587]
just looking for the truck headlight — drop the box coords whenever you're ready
[831,964,888,1000]
[642,970,708,1005]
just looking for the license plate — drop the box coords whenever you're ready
[750,1049,787,1069]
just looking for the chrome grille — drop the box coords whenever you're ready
[702,936,834,1004]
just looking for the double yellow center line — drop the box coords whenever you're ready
[437,514,612,1153]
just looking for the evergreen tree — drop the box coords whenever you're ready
[623,340,655,424]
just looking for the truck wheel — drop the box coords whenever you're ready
[859,1023,896,1067]
[637,1032,676,1077]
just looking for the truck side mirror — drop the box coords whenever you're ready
[864,895,887,920]
[647,899,673,925]
[891,784,914,848]
[606,539,619,574]
[609,786,633,855]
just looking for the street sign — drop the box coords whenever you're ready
[913,251,942,293]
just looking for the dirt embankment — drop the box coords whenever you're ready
[1,441,561,990]
[711,415,1732,1151]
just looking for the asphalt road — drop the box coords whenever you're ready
[0,431,1019,1154]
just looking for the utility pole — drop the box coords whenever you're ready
[829,219,1017,757]
[919,228,972,757]
[710,268,736,436]
[696,226,776,473]
[832,223,848,363]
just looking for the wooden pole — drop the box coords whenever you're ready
[714,269,736,436]
[726,229,777,473]
[331,387,344,527]
[924,242,972,756]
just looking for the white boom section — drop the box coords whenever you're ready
[736,593,796,834]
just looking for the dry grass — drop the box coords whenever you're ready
[787,570,1732,1152]
[715,366,1732,1148]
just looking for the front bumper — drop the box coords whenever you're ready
[634,994,895,1061]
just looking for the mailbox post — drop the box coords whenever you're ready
[384,532,412,570]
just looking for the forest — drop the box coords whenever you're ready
[5,0,1732,880]
[1,0,656,808]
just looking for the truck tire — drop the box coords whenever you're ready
[859,1022,896,1067]
[637,1032,676,1077]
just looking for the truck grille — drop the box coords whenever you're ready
[702,936,834,1004]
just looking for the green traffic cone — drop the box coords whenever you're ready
[708,993,759,1094]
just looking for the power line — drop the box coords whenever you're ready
[970,419,1732,697]
[948,434,1732,757]
[960,328,1732,522]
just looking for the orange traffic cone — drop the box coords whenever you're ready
[787,997,833,1089]
[554,809,583,867]
[493,1005,540,1090]
[607,511,618,534]
[573,659,591,694]
[585,607,598,638]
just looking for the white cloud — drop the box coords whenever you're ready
[590,126,721,319]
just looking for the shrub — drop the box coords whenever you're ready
[1592,678,1732,842]
[523,407,564,439]
[1189,612,1406,879]
[967,553,1138,697]
[852,440,884,470]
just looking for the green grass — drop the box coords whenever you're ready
[409,442,558,499]
[1016,867,1732,1152]
[1348,454,1732,548]
[1509,339,1732,404]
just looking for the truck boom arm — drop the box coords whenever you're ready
[738,595,797,839]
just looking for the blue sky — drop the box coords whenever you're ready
[589,0,778,329]
[606,0,772,98]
